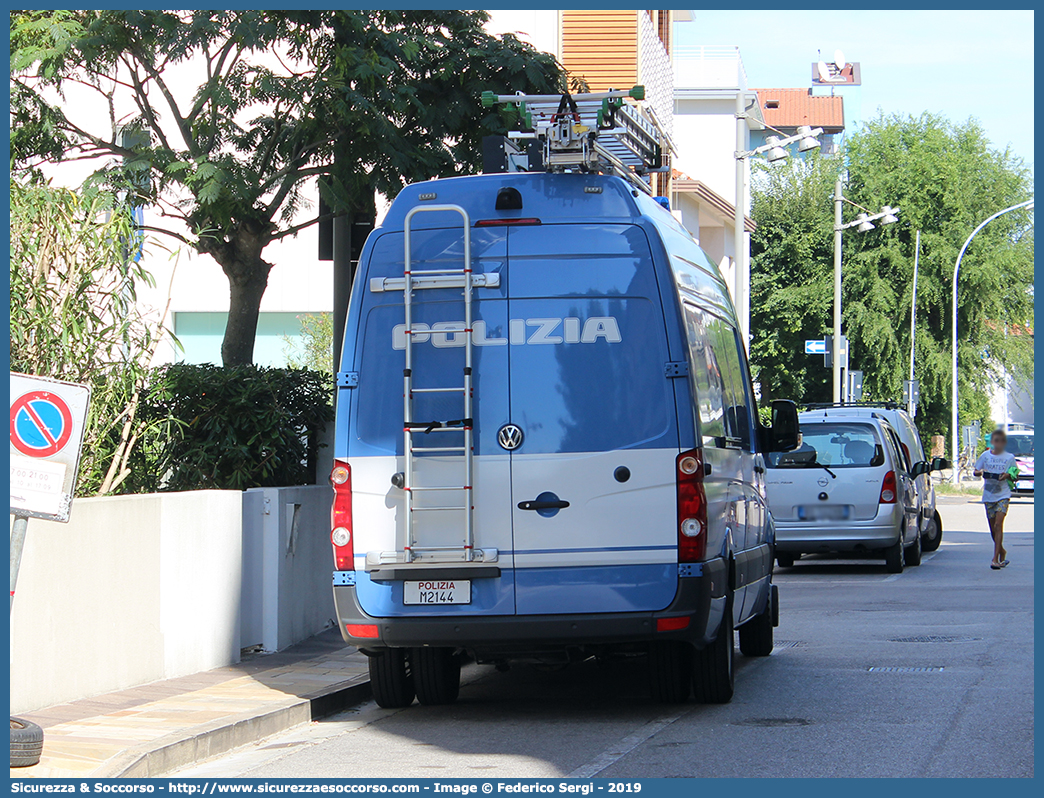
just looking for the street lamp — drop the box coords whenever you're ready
[949,198,1034,482]
[832,183,900,403]
[734,93,822,351]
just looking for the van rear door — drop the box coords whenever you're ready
[348,225,515,617]
[505,224,679,615]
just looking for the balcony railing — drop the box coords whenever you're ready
[673,45,747,90]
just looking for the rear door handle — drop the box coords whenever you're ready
[518,499,570,511]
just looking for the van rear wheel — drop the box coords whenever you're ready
[648,641,693,703]
[368,649,415,709]
[411,647,461,706]
[776,553,796,569]
[739,585,774,657]
[692,598,735,704]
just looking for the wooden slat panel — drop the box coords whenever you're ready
[560,10,638,91]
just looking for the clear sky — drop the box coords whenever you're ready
[675,9,1034,167]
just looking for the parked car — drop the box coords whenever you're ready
[803,403,948,551]
[328,171,801,708]
[765,411,945,573]
[1004,427,1034,495]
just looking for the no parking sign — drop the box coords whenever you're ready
[9,373,90,522]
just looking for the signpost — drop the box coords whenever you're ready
[10,373,90,604]
[804,339,827,355]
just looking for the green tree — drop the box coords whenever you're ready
[9,175,177,495]
[11,10,565,366]
[750,113,1033,440]
[283,313,334,376]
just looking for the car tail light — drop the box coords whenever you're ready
[331,460,354,571]
[677,449,708,562]
[879,470,897,504]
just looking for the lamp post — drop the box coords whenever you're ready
[734,94,821,351]
[949,198,1034,482]
[831,185,900,402]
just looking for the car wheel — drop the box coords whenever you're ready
[738,584,774,657]
[692,595,735,704]
[885,533,905,574]
[648,641,693,703]
[10,717,44,768]
[921,511,943,552]
[368,648,415,708]
[776,553,796,569]
[905,523,922,566]
[411,647,461,706]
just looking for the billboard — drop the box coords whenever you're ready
[813,59,861,86]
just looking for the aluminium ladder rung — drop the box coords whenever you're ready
[405,427,468,435]
[409,546,475,553]
[411,446,468,453]
[407,486,471,492]
[406,326,469,334]
[410,506,469,512]
[411,387,467,394]
[408,268,469,276]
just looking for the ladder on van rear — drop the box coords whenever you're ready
[401,205,475,563]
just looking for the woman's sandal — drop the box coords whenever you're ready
[991,562,1002,570]
[1000,559,1010,568]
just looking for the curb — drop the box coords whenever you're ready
[94,678,372,778]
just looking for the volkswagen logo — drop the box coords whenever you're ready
[497,424,524,451]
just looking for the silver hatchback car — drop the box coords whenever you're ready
[765,415,929,573]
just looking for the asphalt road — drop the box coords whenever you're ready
[178,495,1034,779]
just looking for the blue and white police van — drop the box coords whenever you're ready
[328,89,800,708]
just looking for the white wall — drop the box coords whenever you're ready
[10,491,243,714]
[241,486,337,653]
[673,96,745,204]
[484,10,560,58]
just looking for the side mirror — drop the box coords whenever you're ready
[910,461,930,477]
[931,457,951,472]
[767,399,800,453]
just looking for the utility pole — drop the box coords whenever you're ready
[908,229,920,416]
[832,179,843,403]
[734,91,748,349]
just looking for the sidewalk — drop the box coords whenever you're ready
[9,629,371,779]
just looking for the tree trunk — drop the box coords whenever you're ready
[222,271,270,366]
[196,219,275,367]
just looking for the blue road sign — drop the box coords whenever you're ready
[805,339,827,354]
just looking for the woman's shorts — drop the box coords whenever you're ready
[984,498,1010,518]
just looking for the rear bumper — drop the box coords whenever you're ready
[332,558,728,654]
[773,505,903,552]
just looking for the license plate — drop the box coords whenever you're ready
[798,505,850,521]
[403,580,471,605]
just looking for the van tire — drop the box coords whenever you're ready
[10,717,44,768]
[776,554,796,569]
[739,586,774,657]
[921,511,943,552]
[905,525,922,566]
[411,647,461,706]
[884,535,905,574]
[648,641,693,703]
[368,649,415,709]
[692,597,735,704]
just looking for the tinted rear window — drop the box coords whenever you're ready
[768,423,883,469]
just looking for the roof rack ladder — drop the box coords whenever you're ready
[402,204,475,563]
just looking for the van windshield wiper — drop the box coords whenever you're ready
[812,462,837,479]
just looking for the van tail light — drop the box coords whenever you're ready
[677,449,708,562]
[330,460,354,571]
[879,470,897,504]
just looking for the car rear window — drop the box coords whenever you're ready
[1008,434,1034,457]
[768,423,884,469]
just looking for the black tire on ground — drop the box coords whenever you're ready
[368,649,415,709]
[411,647,461,706]
[776,553,796,569]
[905,524,923,566]
[921,510,943,552]
[692,597,735,704]
[648,641,693,703]
[738,585,774,657]
[10,717,44,768]
[884,534,905,574]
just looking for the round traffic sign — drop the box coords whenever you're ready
[10,391,74,458]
